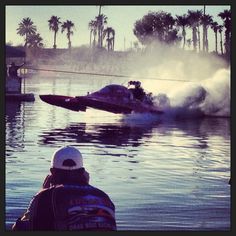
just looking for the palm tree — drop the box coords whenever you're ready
[48,16,61,49]
[201,14,213,52]
[95,14,107,48]
[134,11,180,45]
[27,33,43,57]
[27,33,43,48]
[61,20,75,49]
[88,20,98,48]
[88,20,93,48]
[211,21,219,53]
[218,25,224,55]
[175,14,188,49]
[218,9,231,56]
[187,10,202,51]
[103,27,115,51]
[16,17,37,48]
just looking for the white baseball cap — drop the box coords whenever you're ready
[51,146,83,170]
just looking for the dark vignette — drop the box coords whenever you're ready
[1,0,234,236]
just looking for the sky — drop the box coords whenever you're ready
[5,5,230,52]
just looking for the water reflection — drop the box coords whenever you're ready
[37,117,230,149]
[5,101,25,156]
[38,122,157,147]
[176,118,230,199]
[6,101,21,123]
[173,118,230,139]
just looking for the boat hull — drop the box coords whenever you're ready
[40,94,164,115]
[39,95,86,112]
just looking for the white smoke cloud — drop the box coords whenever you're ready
[34,41,230,118]
[200,68,230,117]
[129,42,230,118]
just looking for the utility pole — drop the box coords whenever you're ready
[203,5,206,52]
[97,5,102,48]
[98,5,102,16]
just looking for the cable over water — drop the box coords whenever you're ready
[25,67,191,83]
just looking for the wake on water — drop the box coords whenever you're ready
[122,68,230,124]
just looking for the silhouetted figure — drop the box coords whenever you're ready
[128,81,146,101]
[8,62,25,77]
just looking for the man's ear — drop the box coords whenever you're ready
[84,170,90,184]
[50,168,55,174]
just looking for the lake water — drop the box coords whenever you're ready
[5,74,231,231]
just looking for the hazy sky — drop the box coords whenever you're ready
[5,5,230,51]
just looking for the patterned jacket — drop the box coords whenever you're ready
[12,184,116,231]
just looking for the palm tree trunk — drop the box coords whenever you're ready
[197,26,201,51]
[202,25,206,51]
[220,32,223,55]
[205,29,209,52]
[100,28,103,48]
[107,32,110,51]
[182,28,186,49]
[89,30,92,48]
[98,28,100,47]
[225,30,230,56]
[68,34,71,49]
[215,32,218,53]
[24,34,28,48]
[53,31,57,49]
[93,33,96,48]
[192,27,197,51]
[98,26,101,48]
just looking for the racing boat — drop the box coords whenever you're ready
[39,82,164,115]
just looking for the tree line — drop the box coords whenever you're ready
[133,9,231,56]
[16,7,115,53]
[14,7,231,57]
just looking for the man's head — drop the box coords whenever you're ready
[51,146,83,170]
[49,146,89,185]
[11,62,15,66]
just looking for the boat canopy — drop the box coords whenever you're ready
[91,84,133,100]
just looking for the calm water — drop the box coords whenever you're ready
[5,75,231,231]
